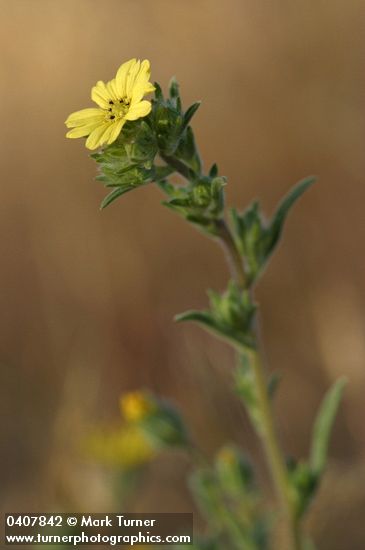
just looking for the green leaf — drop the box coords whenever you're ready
[183,101,201,128]
[153,81,164,100]
[267,372,281,399]
[267,176,317,257]
[209,163,218,178]
[169,77,180,99]
[310,377,347,477]
[230,176,316,285]
[175,310,216,327]
[100,186,135,209]
[288,460,318,518]
[174,126,202,174]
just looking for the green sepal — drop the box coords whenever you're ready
[310,377,347,477]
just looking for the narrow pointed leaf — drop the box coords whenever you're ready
[169,77,180,99]
[310,377,347,476]
[268,372,281,399]
[209,163,218,178]
[175,310,214,326]
[100,186,134,209]
[183,102,201,127]
[268,176,317,255]
[153,82,164,100]
[175,310,255,351]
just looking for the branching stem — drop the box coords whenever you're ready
[162,152,302,549]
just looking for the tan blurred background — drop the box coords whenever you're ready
[1,0,365,547]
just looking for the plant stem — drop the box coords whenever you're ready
[248,347,301,550]
[160,153,301,547]
[215,219,247,288]
[160,153,194,180]
[220,220,302,550]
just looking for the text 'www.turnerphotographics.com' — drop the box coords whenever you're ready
[4,513,193,546]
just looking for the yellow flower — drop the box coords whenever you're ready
[216,446,237,466]
[65,58,155,150]
[86,425,156,469]
[120,390,156,422]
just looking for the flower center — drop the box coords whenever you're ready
[106,98,130,121]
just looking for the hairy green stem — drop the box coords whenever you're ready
[247,347,301,550]
[160,153,302,548]
[160,153,194,180]
[215,219,247,288]
[222,224,302,550]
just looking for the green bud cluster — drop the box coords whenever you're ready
[176,281,256,350]
[161,174,226,236]
[152,79,200,158]
[123,391,189,450]
[230,176,316,285]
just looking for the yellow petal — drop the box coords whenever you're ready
[137,60,151,80]
[125,60,141,98]
[132,60,152,88]
[131,81,155,104]
[106,78,119,101]
[129,60,154,103]
[125,100,151,121]
[86,123,113,150]
[66,120,102,139]
[144,82,156,93]
[115,58,137,97]
[91,81,111,108]
[106,118,126,145]
[65,108,104,128]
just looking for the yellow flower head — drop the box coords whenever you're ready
[86,425,156,469]
[65,58,155,150]
[216,446,237,466]
[120,390,156,422]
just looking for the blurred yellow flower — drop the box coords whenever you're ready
[65,58,155,150]
[120,391,156,422]
[86,424,155,469]
[216,446,237,466]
